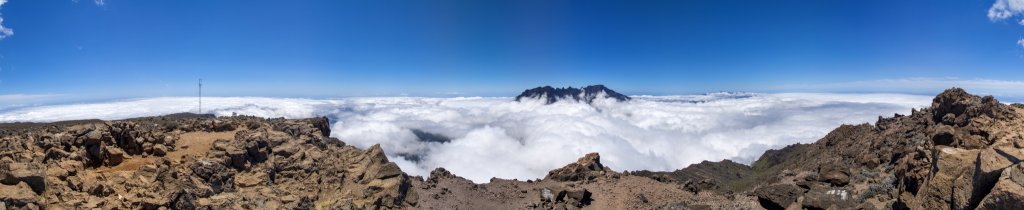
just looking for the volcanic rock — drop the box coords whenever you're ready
[818,168,850,186]
[0,163,45,194]
[977,163,1024,209]
[0,182,38,207]
[0,114,417,209]
[545,153,610,182]
[753,184,804,210]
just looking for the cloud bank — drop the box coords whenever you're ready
[0,93,932,183]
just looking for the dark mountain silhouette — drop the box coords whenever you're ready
[514,85,631,104]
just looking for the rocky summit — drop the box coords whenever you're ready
[0,114,415,209]
[514,85,631,104]
[2,87,1024,209]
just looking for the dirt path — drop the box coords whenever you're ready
[93,130,238,174]
[170,130,238,162]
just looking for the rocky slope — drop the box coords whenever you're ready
[515,85,631,104]
[0,114,415,209]
[2,87,1022,209]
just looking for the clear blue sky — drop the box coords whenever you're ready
[0,0,1022,101]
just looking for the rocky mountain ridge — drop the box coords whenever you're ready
[514,85,631,104]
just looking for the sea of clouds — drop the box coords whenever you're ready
[0,93,933,183]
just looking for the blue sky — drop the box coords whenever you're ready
[0,0,1023,103]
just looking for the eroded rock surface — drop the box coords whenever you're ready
[0,115,415,209]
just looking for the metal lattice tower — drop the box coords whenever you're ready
[199,79,203,114]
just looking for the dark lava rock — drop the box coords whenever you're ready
[819,169,850,186]
[754,184,805,210]
[0,113,417,209]
[515,85,630,104]
[930,87,1012,126]
[0,163,46,194]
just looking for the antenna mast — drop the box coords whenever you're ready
[199,79,203,114]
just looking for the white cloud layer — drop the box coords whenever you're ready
[0,93,932,183]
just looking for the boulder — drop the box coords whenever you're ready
[82,130,105,145]
[427,167,458,183]
[754,184,804,210]
[104,146,125,166]
[163,135,176,145]
[556,188,593,208]
[977,163,1024,209]
[152,144,168,157]
[819,169,850,186]
[545,153,609,182]
[0,182,39,207]
[912,146,1018,209]
[225,146,248,169]
[930,88,1012,126]
[359,145,403,182]
[190,159,235,194]
[0,163,46,194]
[85,144,105,166]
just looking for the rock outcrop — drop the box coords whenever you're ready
[544,153,612,182]
[515,85,631,104]
[0,115,416,209]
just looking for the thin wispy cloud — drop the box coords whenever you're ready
[0,94,931,183]
[775,77,1024,99]
[71,0,105,6]
[0,94,65,110]
[0,93,62,101]
[0,0,13,40]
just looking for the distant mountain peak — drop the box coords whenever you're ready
[514,85,631,104]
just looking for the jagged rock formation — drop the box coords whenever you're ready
[0,114,416,209]
[514,85,631,104]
